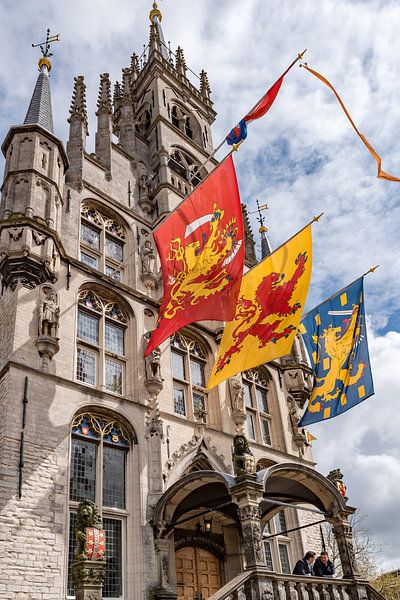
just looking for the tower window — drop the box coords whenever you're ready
[171,332,208,422]
[67,411,131,598]
[76,290,127,394]
[242,369,273,446]
[80,204,125,282]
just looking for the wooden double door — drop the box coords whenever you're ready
[175,546,222,600]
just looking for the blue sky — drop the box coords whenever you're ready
[1,0,400,572]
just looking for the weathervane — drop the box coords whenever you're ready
[32,28,60,71]
[250,199,269,233]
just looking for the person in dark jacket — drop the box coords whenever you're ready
[314,552,335,577]
[293,551,316,576]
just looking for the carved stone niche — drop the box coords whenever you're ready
[139,230,158,294]
[35,285,60,372]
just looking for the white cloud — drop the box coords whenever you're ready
[0,0,399,571]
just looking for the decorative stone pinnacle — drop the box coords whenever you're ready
[68,75,88,133]
[131,52,140,76]
[175,46,187,76]
[96,73,112,114]
[121,68,132,102]
[200,69,211,99]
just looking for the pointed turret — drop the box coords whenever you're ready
[0,31,68,290]
[118,68,136,158]
[24,58,54,133]
[255,200,272,259]
[66,75,88,189]
[95,73,113,177]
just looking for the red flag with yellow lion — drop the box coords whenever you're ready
[145,156,244,356]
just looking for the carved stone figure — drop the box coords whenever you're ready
[74,499,104,561]
[146,346,162,380]
[229,374,245,413]
[38,286,60,337]
[327,468,348,501]
[140,239,155,276]
[232,434,255,476]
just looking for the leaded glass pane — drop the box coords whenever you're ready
[105,236,123,262]
[275,511,287,534]
[77,310,99,345]
[264,540,274,571]
[105,322,124,355]
[193,392,206,422]
[81,222,100,250]
[103,518,123,598]
[103,446,125,509]
[106,264,122,281]
[76,348,97,385]
[247,412,255,440]
[261,419,272,445]
[256,387,269,413]
[172,350,185,380]
[174,384,186,416]
[67,512,77,596]
[244,382,253,408]
[105,358,123,394]
[80,251,98,269]
[190,359,205,387]
[69,438,97,502]
[279,544,291,574]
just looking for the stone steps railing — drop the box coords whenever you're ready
[208,567,386,600]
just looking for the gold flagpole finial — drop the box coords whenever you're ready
[312,212,324,222]
[149,1,163,22]
[367,265,380,274]
[298,48,307,61]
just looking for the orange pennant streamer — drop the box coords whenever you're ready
[302,64,400,182]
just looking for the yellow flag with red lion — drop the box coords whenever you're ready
[208,224,312,388]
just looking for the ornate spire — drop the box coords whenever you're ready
[149,22,161,52]
[96,73,112,115]
[200,69,212,100]
[68,75,88,134]
[24,29,60,133]
[113,81,122,109]
[255,199,272,259]
[175,46,187,77]
[148,1,169,60]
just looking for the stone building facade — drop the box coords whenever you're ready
[0,6,365,600]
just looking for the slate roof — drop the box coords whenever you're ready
[24,69,54,133]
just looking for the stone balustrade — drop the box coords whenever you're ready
[208,567,384,600]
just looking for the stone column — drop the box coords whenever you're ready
[232,479,265,569]
[153,536,177,600]
[332,518,359,579]
[71,559,106,600]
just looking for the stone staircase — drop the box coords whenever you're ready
[208,567,386,600]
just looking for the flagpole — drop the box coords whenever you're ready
[301,265,380,320]
[190,49,307,183]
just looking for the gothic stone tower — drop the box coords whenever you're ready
[0,8,360,600]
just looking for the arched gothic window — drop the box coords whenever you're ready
[242,368,273,446]
[168,148,203,187]
[80,203,126,282]
[170,103,196,142]
[170,332,208,422]
[76,289,127,394]
[263,511,292,574]
[67,411,133,598]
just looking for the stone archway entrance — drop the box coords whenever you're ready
[175,546,222,600]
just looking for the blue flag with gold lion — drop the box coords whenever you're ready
[299,277,374,426]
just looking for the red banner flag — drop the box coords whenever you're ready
[145,156,244,356]
[244,76,284,123]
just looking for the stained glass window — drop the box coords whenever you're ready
[243,369,272,446]
[80,204,125,281]
[68,413,130,598]
[171,333,208,421]
[76,290,126,394]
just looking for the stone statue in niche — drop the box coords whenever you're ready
[38,286,60,338]
[144,332,162,382]
[232,434,255,476]
[139,174,149,198]
[140,239,156,276]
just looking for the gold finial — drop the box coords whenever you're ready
[32,28,60,72]
[149,1,162,22]
[312,212,324,222]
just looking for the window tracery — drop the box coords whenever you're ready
[76,289,127,394]
[68,410,132,598]
[80,203,125,282]
[170,332,208,422]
